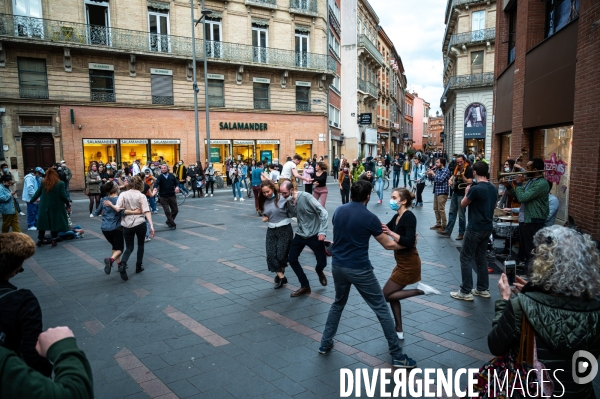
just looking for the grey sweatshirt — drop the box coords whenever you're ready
[286,191,328,237]
[263,195,291,228]
[94,196,123,231]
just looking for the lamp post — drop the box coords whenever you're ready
[200,1,212,167]
[190,0,212,163]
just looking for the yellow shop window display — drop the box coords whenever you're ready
[150,139,181,168]
[206,140,231,174]
[83,139,117,166]
[256,140,280,164]
[120,140,149,167]
[295,140,313,160]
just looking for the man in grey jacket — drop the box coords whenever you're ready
[279,181,329,297]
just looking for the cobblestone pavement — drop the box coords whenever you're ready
[16,180,600,398]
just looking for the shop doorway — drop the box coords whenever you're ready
[464,138,485,158]
[22,133,55,174]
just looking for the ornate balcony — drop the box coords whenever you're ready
[152,95,174,105]
[290,0,318,17]
[296,102,311,111]
[254,101,270,110]
[0,14,335,74]
[357,78,378,99]
[208,97,225,107]
[448,28,495,51]
[440,72,493,105]
[245,0,277,10]
[90,92,116,102]
[357,35,383,66]
[19,86,49,99]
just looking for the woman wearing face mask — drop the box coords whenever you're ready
[338,160,352,204]
[229,163,243,201]
[204,163,215,197]
[105,163,116,181]
[258,180,292,289]
[302,162,314,194]
[381,188,441,340]
[86,162,102,217]
[174,161,189,197]
[312,162,328,207]
[98,164,109,186]
[374,161,386,204]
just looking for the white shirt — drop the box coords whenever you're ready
[270,170,280,182]
[281,161,296,179]
[132,162,141,175]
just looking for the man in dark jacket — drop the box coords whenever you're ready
[154,165,180,229]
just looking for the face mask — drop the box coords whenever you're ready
[274,161,278,165]
[389,199,400,211]
[2,168,8,173]
[107,165,111,169]
[270,193,275,199]
[343,168,349,174]
[352,163,357,166]
[179,162,183,165]
[341,156,344,159]
[504,167,510,172]
[452,158,456,161]
[378,163,382,167]
[209,164,213,168]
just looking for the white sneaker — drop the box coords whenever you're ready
[28,226,37,231]
[234,198,238,201]
[145,237,151,243]
[210,194,213,197]
[239,198,245,201]
[472,289,491,298]
[450,291,474,301]
[291,217,298,222]
[90,213,94,218]
[19,212,26,216]
[418,282,441,295]
[396,332,404,340]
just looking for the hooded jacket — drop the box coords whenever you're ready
[488,284,600,398]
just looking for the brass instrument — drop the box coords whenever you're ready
[457,183,471,190]
[498,170,543,179]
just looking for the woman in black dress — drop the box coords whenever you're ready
[381,188,441,340]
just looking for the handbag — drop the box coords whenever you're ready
[465,315,553,398]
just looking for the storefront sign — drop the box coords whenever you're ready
[207,73,225,80]
[544,153,568,184]
[83,139,118,144]
[219,122,267,131]
[253,77,270,84]
[150,68,173,75]
[257,140,279,144]
[233,140,255,145]
[18,126,55,133]
[296,81,311,87]
[359,113,372,125]
[89,63,114,71]
[205,139,230,144]
[151,139,180,144]
[295,140,313,145]
[120,139,148,144]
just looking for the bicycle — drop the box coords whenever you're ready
[155,191,186,207]
[214,171,225,189]
[382,169,391,190]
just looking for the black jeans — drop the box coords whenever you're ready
[288,234,327,288]
[459,229,493,293]
[121,223,146,266]
[340,185,350,204]
[205,180,214,194]
[332,167,339,180]
[518,222,544,264]
[416,182,425,203]
[158,195,178,226]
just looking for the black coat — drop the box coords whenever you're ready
[488,284,600,398]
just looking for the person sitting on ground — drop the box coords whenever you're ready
[0,326,94,398]
[0,233,52,376]
[488,225,600,398]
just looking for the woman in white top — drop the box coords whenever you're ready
[269,164,280,188]
[229,162,244,201]
[104,176,154,281]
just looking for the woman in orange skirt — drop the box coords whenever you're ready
[381,188,441,340]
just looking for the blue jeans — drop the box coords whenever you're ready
[445,194,466,235]
[459,229,493,293]
[403,171,411,187]
[321,265,404,359]
[178,182,189,195]
[232,180,242,198]
[240,177,249,190]
[392,170,401,188]
[375,177,384,200]
[148,196,157,212]
[26,203,38,228]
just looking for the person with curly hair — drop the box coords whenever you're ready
[488,225,600,398]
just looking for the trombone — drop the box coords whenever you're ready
[498,170,543,178]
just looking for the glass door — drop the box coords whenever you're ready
[252,27,268,63]
[13,0,43,38]
[471,10,485,41]
[205,20,222,58]
[295,33,309,67]
[149,10,170,52]
[85,1,110,46]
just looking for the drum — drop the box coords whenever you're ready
[494,222,518,238]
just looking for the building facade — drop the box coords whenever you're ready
[492,0,600,237]
[0,0,335,189]
[428,114,444,151]
[327,0,342,159]
[340,0,382,160]
[440,0,496,160]
[403,91,414,151]
[376,27,392,155]
[389,47,405,155]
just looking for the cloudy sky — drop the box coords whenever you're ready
[368,0,446,115]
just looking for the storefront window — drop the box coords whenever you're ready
[295,141,312,161]
[540,126,572,225]
[82,139,117,168]
[256,140,280,164]
[233,140,255,162]
[206,140,231,174]
[464,139,485,157]
[120,139,149,167]
[150,139,180,168]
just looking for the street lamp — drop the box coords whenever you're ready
[190,0,213,163]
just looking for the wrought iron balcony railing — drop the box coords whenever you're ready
[357,35,384,66]
[448,28,495,49]
[152,95,174,105]
[254,101,270,110]
[90,92,116,102]
[208,97,225,107]
[244,0,277,9]
[19,86,49,99]
[357,78,378,99]
[290,0,318,16]
[441,72,493,105]
[0,14,335,73]
[296,102,311,112]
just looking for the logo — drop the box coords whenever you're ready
[572,350,598,384]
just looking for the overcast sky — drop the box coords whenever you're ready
[369,0,446,116]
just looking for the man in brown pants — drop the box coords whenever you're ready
[427,158,451,231]
[154,165,180,230]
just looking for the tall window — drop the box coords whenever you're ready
[508,6,517,64]
[296,86,310,111]
[546,0,579,38]
[85,0,110,46]
[295,32,309,67]
[205,18,222,58]
[17,57,48,99]
[252,26,268,63]
[151,73,173,105]
[148,9,170,52]
[328,30,340,58]
[253,83,269,109]
[471,10,486,41]
[89,69,115,102]
[13,0,43,38]
[471,51,484,74]
[330,75,341,93]
[208,79,224,107]
[329,105,340,128]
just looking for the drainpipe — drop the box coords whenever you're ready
[0,108,5,161]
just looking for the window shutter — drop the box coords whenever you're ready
[151,74,173,96]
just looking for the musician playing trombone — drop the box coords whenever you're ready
[500,158,549,268]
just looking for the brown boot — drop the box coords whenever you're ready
[430,224,442,230]
[290,287,311,297]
